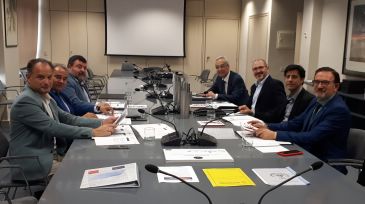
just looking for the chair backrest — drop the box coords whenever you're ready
[19,67,28,85]
[211,73,218,82]
[200,69,210,82]
[0,130,9,158]
[347,128,365,160]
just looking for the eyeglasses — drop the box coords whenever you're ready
[312,80,335,86]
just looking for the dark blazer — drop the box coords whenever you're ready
[283,88,315,121]
[9,86,101,181]
[248,75,287,123]
[49,90,94,116]
[62,75,96,113]
[207,71,249,105]
[269,94,351,162]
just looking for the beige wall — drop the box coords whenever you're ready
[38,0,242,77]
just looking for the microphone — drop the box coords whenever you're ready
[194,117,219,146]
[258,161,324,204]
[137,109,181,146]
[145,164,212,204]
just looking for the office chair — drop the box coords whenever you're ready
[0,80,23,122]
[0,130,48,199]
[327,128,365,186]
[190,69,210,83]
[18,68,28,86]
[0,190,38,204]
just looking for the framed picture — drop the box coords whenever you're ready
[343,0,365,77]
[3,0,17,47]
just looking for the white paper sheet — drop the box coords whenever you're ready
[197,128,238,139]
[222,115,263,126]
[236,131,291,147]
[252,167,309,186]
[255,146,289,153]
[157,166,199,183]
[94,125,139,145]
[163,149,234,162]
[131,124,175,139]
[197,120,225,126]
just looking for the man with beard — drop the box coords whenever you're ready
[250,67,351,172]
[62,55,112,115]
[238,59,287,123]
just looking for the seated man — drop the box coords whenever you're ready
[251,67,351,172]
[9,58,117,181]
[239,59,287,123]
[280,64,314,122]
[62,55,112,115]
[203,56,249,105]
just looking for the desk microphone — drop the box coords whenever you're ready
[137,109,181,146]
[145,164,212,204]
[258,161,324,204]
[195,117,219,146]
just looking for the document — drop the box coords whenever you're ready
[80,163,140,189]
[236,131,291,147]
[223,115,263,127]
[197,128,238,139]
[157,166,199,183]
[210,101,237,109]
[255,146,289,153]
[163,149,234,162]
[197,120,225,126]
[132,124,175,139]
[94,125,139,146]
[203,168,255,187]
[252,167,309,186]
[109,101,125,110]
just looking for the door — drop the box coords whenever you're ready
[246,14,269,89]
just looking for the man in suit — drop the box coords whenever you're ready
[203,56,249,105]
[62,55,112,115]
[238,59,287,123]
[9,58,117,181]
[281,64,314,122]
[251,67,351,171]
[50,64,96,117]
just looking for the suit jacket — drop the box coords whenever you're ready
[269,94,351,162]
[281,88,315,121]
[9,86,101,181]
[207,71,249,105]
[49,90,94,116]
[62,75,95,112]
[248,75,287,123]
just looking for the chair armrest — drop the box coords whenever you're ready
[0,165,32,195]
[327,159,364,169]
[0,190,11,204]
[0,89,19,95]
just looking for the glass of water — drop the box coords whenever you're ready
[144,127,155,141]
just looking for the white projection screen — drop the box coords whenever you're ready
[105,0,185,56]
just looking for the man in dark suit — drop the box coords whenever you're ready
[238,59,287,123]
[203,56,249,105]
[281,64,314,122]
[251,67,351,171]
[62,55,112,115]
[50,64,97,117]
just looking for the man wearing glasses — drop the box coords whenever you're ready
[238,59,287,123]
[203,56,249,105]
[250,67,351,172]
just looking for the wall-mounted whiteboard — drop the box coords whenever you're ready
[105,0,185,56]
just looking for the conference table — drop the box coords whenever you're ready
[38,70,365,204]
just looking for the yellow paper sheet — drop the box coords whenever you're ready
[203,168,255,187]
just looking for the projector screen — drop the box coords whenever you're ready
[105,0,185,57]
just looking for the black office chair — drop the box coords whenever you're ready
[0,130,48,199]
[0,190,38,204]
[190,69,210,83]
[328,128,365,186]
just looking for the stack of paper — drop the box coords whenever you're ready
[93,125,139,146]
[163,149,234,162]
[157,166,199,183]
[80,163,140,189]
[203,168,255,187]
[252,167,309,186]
[132,124,175,139]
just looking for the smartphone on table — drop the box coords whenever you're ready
[277,150,303,157]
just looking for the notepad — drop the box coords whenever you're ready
[203,168,255,187]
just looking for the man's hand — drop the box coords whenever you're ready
[248,120,267,129]
[255,128,277,140]
[92,124,116,137]
[102,116,118,125]
[239,105,253,115]
[204,91,216,98]
[82,112,98,119]
[98,102,113,115]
